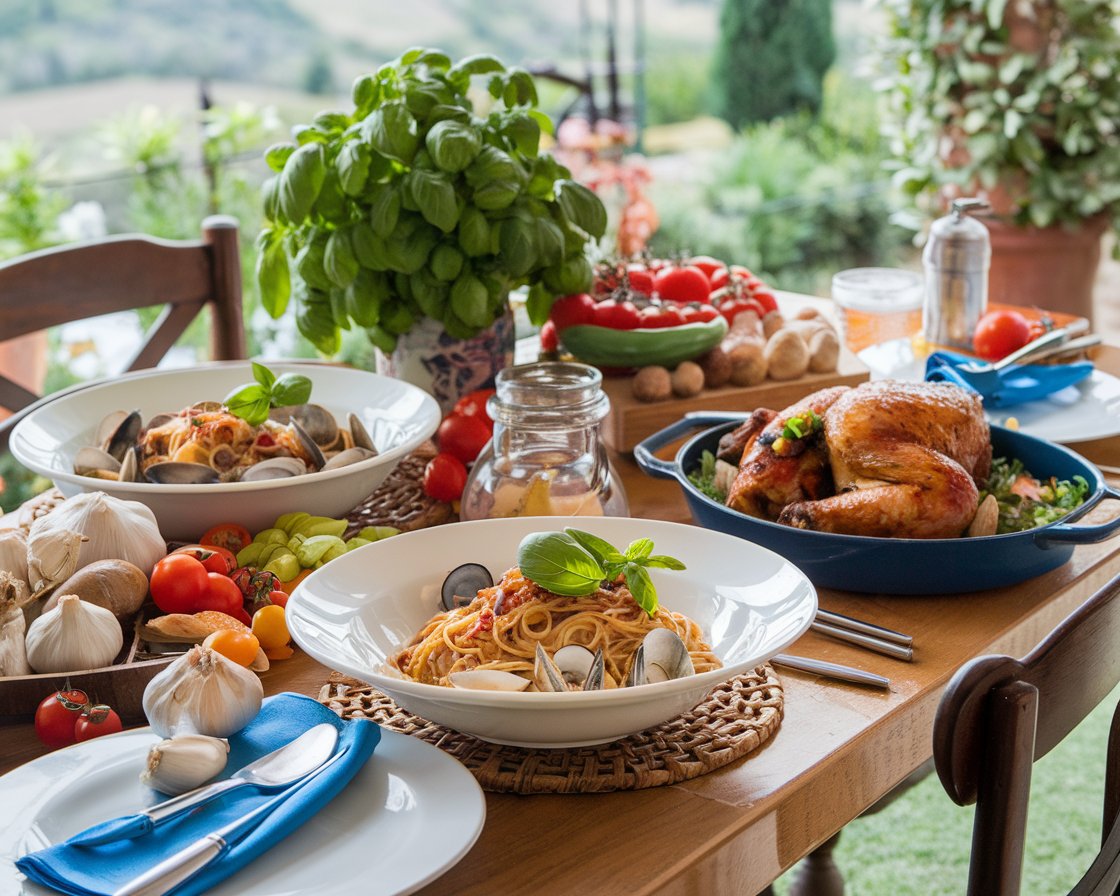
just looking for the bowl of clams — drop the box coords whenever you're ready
[9,360,441,541]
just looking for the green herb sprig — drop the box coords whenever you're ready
[223,362,313,426]
[516,528,685,616]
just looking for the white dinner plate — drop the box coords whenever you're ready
[859,338,1120,444]
[0,728,485,896]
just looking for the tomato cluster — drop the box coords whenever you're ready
[34,689,122,749]
[546,255,778,343]
[423,388,495,503]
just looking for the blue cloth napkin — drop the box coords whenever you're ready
[924,350,1094,408]
[17,692,381,896]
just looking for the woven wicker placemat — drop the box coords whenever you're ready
[318,665,784,794]
[344,443,457,535]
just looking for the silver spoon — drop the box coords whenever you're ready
[71,723,340,847]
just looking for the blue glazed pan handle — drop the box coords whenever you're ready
[633,412,748,480]
[1034,486,1120,547]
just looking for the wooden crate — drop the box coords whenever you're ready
[601,346,870,452]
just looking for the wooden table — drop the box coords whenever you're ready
[2,351,1120,896]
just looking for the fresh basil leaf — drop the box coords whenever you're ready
[345,269,387,328]
[296,289,342,355]
[472,179,519,211]
[224,383,270,426]
[380,301,416,336]
[271,372,313,407]
[426,119,482,173]
[542,254,593,295]
[450,272,490,328]
[251,362,276,390]
[325,229,359,288]
[449,53,506,78]
[465,145,519,187]
[408,168,461,234]
[625,538,654,562]
[564,529,626,566]
[535,218,565,266]
[365,324,397,354]
[361,102,419,164]
[336,141,370,197]
[329,288,352,331]
[644,555,687,571]
[623,563,658,616]
[295,239,333,292]
[525,283,552,326]
[556,179,608,239]
[499,217,537,278]
[264,142,296,174]
[255,230,290,319]
[458,205,491,257]
[409,268,449,319]
[517,531,605,597]
[278,143,326,225]
[429,243,464,282]
[351,74,379,116]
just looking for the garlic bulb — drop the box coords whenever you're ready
[142,645,263,738]
[140,734,229,795]
[27,492,166,595]
[0,529,30,587]
[25,594,124,673]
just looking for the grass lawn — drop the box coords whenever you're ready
[773,684,1120,895]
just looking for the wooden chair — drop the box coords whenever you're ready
[933,571,1120,896]
[0,214,246,453]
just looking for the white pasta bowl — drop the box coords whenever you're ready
[9,360,441,542]
[287,516,817,748]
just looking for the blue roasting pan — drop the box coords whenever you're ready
[635,413,1120,595]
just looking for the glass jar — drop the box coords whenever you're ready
[459,361,629,520]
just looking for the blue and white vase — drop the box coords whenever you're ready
[376,308,515,415]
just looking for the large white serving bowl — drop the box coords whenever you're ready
[9,360,441,541]
[287,516,817,748]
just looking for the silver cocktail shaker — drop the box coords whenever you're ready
[922,198,991,349]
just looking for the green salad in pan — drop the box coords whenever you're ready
[688,451,1090,536]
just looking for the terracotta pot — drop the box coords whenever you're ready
[983,214,1110,322]
[375,308,515,415]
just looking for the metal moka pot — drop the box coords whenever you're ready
[922,198,991,349]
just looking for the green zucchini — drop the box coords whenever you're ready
[559,318,728,368]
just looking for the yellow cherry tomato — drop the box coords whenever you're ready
[252,605,291,652]
[202,629,261,668]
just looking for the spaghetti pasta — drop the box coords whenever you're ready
[391,567,721,689]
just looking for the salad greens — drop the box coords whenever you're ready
[979,457,1090,533]
[223,362,312,426]
[516,528,685,616]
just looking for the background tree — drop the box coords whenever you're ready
[711,0,836,129]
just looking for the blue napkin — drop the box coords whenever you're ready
[925,350,1094,408]
[17,693,381,896]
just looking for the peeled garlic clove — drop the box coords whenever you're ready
[140,734,229,795]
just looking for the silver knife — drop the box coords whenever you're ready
[771,654,890,689]
[113,748,347,896]
[810,621,915,662]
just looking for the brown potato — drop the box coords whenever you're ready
[44,559,148,621]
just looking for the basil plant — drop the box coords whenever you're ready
[256,48,608,355]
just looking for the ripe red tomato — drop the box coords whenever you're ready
[452,388,495,428]
[539,319,559,353]
[625,264,656,296]
[548,293,596,331]
[437,413,492,465]
[592,299,641,330]
[171,544,237,575]
[654,265,711,304]
[150,554,211,614]
[708,264,757,293]
[423,452,468,502]
[973,309,1032,361]
[200,523,252,554]
[194,572,245,615]
[74,705,123,742]
[688,255,724,280]
[267,589,290,609]
[682,303,720,324]
[34,689,89,749]
[750,288,779,315]
[638,304,685,329]
[717,297,766,324]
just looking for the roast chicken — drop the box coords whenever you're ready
[724,380,991,539]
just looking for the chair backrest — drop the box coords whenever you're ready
[933,571,1120,896]
[0,214,246,452]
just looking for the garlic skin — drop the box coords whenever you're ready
[140,734,229,795]
[142,645,263,738]
[25,594,124,673]
[27,492,166,595]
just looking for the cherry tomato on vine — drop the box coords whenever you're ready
[682,303,721,324]
[973,309,1032,361]
[625,264,656,296]
[171,544,237,576]
[74,704,123,742]
[200,523,252,554]
[266,589,290,609]
[592,299,641,330]
[717,297,766,324]
[654,265,711,304]
[709,264,757,293]
[437,413,492,465]
[688,255,725,280]
[423,452,468,502]
[750,288,779,315]
[539,319,559,353]
[548,293,596,331]
[638,304,685,329]
[150,554,211,615]
[195,572,245,616]
[34,689,89,749]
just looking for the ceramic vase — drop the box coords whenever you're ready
[376,309,515,414]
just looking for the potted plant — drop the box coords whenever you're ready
[877,0,1120,321]
[255,48,608,410]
